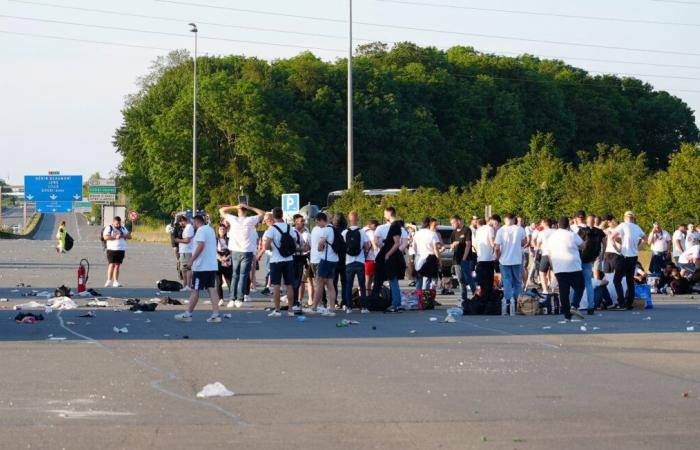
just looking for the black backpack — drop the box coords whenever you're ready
[100,225,113,251]
[272,224,297,258]
[157,279,183,292]
[579,226,604,264]
[330,226,346,255]
[345,228,362,256]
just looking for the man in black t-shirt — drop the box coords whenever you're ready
[577,213,605,314]
[450,215,476,302]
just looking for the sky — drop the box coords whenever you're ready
[1,0,699,185]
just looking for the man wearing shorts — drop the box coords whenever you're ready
[363,220,379,293]
[103,216,131,287]
[174,215,195,291]
[175,215,222,323]
[309,212,339,316]
[262,208,299,317]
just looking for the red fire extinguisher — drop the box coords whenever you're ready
[78,259,90,293]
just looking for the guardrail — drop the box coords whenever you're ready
[0,213,44,239]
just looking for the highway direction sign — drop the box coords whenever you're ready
[36,201,73,213]
[24,175,83,202]
[88,178,116,187]
[88,186,117,194]
[89,193,116,203]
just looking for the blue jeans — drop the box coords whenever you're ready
[345,262,367,309]
[501,264,522,302]
[581,262,594,310]
[416,276,432,290]
[231,251,253,300]
[454,260,476,300]
[389,277,401,307]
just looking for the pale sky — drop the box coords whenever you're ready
[1,0,698,185]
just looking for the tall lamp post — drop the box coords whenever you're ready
[347,0,353,190]
[189,22,198,214]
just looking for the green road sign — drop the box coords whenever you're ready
[73,201,93,208]
[89,186,117,194]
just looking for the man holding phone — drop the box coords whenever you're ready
[103,216,131,287]
[219,200,265,307]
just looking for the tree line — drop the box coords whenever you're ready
[113,42,699,217]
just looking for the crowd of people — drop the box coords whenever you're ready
[159,204,699,323]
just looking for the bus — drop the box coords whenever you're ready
[326,188,415,209]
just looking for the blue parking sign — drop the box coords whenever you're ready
[281,193,300,213]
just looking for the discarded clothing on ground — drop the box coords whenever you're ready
[47,297,79,310]
[129,302,158,312]
[13,301,46,310]
[15,312,44,323]
[54,285,72,298]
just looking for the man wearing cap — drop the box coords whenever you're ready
[611,211,646,309]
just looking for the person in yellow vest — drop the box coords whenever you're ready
[56,221,67,253]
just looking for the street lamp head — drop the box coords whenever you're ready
[188,22,198,33]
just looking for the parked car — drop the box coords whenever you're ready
[436,225,454,277]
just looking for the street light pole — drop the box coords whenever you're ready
[347,0,353,190]
[189,22,198,214]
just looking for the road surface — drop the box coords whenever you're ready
[0,204,34,231]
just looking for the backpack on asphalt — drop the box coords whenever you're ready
[157,279,183,292]
[272,224,296,258]
[345,228,362,257]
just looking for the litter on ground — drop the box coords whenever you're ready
[113,327,129,334]
[48,297,78,310]
[196,382,234,398]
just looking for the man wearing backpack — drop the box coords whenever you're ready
[308,212,339,316]
[343,211,371,314]
[576,212,605,315]
[103,216,131,287]
[261,207,299,317]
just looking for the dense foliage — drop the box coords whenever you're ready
[114,43,698,216]
[329,137,700,230]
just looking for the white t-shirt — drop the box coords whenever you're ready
[223,214,261,253]
[615,222,645,257]
[343,226,369,265]
[494,224,526,266]
[364,227,376,261]
[474,225,496,262]
[191,225,218,272]
[103,225,129,251]
[535,228,555,256]
[679,244,700,264]
[310,226,338,263]
[648,230,671,253]
[262,222,299,263]
[413,228,440,271]
[179,223,195,254]
[686,231,700,247]
[605,227,620,255]
[374,223,408,248]
[672,229,686,257]
[544,229,584,274]
[299,229,310,255]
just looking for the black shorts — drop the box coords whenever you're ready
[539,255,552,272]
[192,271,217,290]
[106,250,125,265]
[270,261,295,286]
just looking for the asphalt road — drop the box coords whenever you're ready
[1,214,700,449]
[0,205,34,231]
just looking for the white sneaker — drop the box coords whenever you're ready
[207,315,222,323]
[112,281,121,288]
[317,306,328,314]
[267,310,282,318]
[321,310,336,317]
[281,295,288,302]
[234,300,243,308]
[104,280,112,288]
[344,307,352,314]
[174,313,192,322]
[243,295,250,302]
[303,308,319,314]
[180,286,191,292]
[227,300,235,308]
[287,311,296,317]
[292,305,301,312]
[218,299,224,307]
[361,308,370,314]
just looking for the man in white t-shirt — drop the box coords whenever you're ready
[672,224,687,264]
[175,215,222,323]
[543,217,586,320]
[611,211,646,309]
[343,211,371,313]
[678,243,700,274]
[363,220,379,293]
[602,216,620,274]
[494,213,527,315]
[535,218,555,295]
[308,212,339,316]
[647,222,671,273]
[262,207,299,317]
[174,215,195,291]
[474,217,497,300]
[219,203,265,303]
[413,217,441,291]
[103,216,131,288]
[685,224,700,251]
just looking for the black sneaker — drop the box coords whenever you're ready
[384,306,398,313]
[261,287,270,295]
[587,309,595,315]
